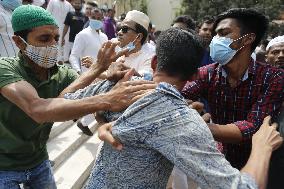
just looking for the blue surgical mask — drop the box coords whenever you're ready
[209,35,249,66]
[0,0,22,10]
[89,19,103,30]
[209,36,237,66]
[125,41,135,51]
[123,35,140,52]
[142,72,153,81]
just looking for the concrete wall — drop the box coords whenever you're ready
[93,0,182,31]
[147,0,182,30]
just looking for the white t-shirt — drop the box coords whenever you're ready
[69,27,108,73]
[0,5,18,57]
[46,0,74,33]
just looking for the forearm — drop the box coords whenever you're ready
[62,25,69,41]
[208,123,243,143]
[29,94,110,123]
[241,147,272,189]
[98,71,107,79]
[59,63,105,96]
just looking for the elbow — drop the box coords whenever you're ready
[26,100,46,124]
[29,110,45,124]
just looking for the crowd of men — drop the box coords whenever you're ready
[0,0,284,189]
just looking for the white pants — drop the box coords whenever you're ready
[58,28,70,62]
[64,41,73,62]
[172,167,200,189]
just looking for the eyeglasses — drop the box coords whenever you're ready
[120,26,137,33]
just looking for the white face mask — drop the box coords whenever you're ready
[21,37,59,69]
[32,0,45,7]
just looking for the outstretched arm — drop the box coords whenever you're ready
[241,116,283,189]
[0,78,155,123]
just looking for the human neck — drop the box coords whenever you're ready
[132,44,142,53]
[153,72,186,91]
[224,49,252,81]
[24,55,49,81]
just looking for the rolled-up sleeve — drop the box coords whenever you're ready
[235,70,284,140]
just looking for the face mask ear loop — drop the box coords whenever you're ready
[18,36,27,45]
[17,36,30,53]
[231,33,252,51]
[132,34,140,44]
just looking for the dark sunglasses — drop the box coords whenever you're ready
[120,26,137,33]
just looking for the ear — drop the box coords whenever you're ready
[243,33,256,46]
[136,33,143,42]
[12,35,26,51]
[151,55,158,71]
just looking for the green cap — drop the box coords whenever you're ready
[12,5,58,32]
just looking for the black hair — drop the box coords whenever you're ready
[198,15,215,28]
[154,30,161,39]
[135,23,148,45]
[213,8,269,52]
[14,29,32,41]
[260,39,269,47]
[149,22,152,30]
[92,7,101,13]
[156,28,204,81]
[22,0,33,3]
[71,0,84,3]
[173,15,196,30]
[120,13,126,20]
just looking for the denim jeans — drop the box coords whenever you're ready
[0,160,56,189]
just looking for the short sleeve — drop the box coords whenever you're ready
[0,58,24,88]
[66,67,79,84]
[57,65,79,91]
[64,12,72,25]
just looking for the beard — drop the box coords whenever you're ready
[75,8,82,11]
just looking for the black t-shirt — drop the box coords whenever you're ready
[64,11,88,42]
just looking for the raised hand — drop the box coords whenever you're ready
[252,116,283,152]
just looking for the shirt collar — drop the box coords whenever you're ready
[89,26,101,34]
[219,58,256,81]
[156,82,185,101]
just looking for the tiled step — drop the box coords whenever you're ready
[49,120,74,140]
[53,133,102,189]
[47,120,98,170]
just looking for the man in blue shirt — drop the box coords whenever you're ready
[65,28,283,189]
[198,16,215,67]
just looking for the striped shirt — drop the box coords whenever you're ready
[0,4,18,57]
[182,60,284,169]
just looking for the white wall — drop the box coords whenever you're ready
[147,0,182,31]
[94,0,182,31]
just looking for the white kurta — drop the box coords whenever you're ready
[47,0,74,62]
[46,0,73,33]
[0,5,18,57]
[116,42,155,75]
[69,26,108,73]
